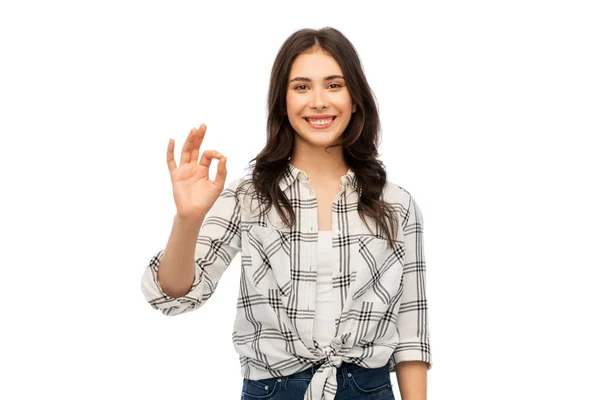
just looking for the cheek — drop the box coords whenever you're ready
[334,92,353,112]
[286,92,300,112]
[343,95,354,112]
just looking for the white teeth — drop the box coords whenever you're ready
[307,118,333,126]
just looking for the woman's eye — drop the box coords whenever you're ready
[293,83,341,90]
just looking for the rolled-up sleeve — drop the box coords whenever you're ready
[141,178,243,316]
[391,194,432,369]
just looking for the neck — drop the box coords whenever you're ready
[289,140,349,181]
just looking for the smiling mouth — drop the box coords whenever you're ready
[304,116,336,129]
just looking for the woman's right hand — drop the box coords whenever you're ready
[166,124,227,222]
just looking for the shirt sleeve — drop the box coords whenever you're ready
[140,177,243,316]
[391,194,432,369]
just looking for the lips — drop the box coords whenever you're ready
[304,116,336,129]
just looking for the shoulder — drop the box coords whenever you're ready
[224,175,260,211]
[382,179,426,229]
[224,175,249,190]
[382,178,414,208]
[222,175,255,193]
[381,179,426,233]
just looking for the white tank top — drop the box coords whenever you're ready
[313,231,338,348]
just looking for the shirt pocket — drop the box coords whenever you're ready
[351,234,405,305]
[245,224,292,297]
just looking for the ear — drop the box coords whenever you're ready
[352,103,356,113]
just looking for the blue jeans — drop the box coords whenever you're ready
[240,362,395,399]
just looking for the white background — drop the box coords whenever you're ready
[1,0,599,399]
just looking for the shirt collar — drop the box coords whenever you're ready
[279,161,358,193]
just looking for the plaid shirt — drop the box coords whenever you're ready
[141,162,432,400]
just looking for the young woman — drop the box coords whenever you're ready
[141,27,432,400]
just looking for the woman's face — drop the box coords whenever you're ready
[285,49,355,149]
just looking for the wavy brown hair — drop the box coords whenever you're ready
[237,27,399,248]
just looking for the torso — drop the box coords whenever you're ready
[311,179,343,231]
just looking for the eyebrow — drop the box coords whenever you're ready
[289,75,345,84]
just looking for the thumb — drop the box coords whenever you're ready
[214,156,227,186]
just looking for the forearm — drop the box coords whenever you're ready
[395,361,428,400]
[157,213,205,298]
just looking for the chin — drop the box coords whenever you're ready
[299,131,342,147]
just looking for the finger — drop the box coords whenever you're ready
[214,156,227,187]
[180,124,206,166]
[166,138,177,174]
[189,124,206,164]
[198,150,223,168]
[179,127,196,166]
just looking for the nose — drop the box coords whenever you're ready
[309,87,328,110]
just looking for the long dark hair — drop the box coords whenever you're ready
[236,27,399,248]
